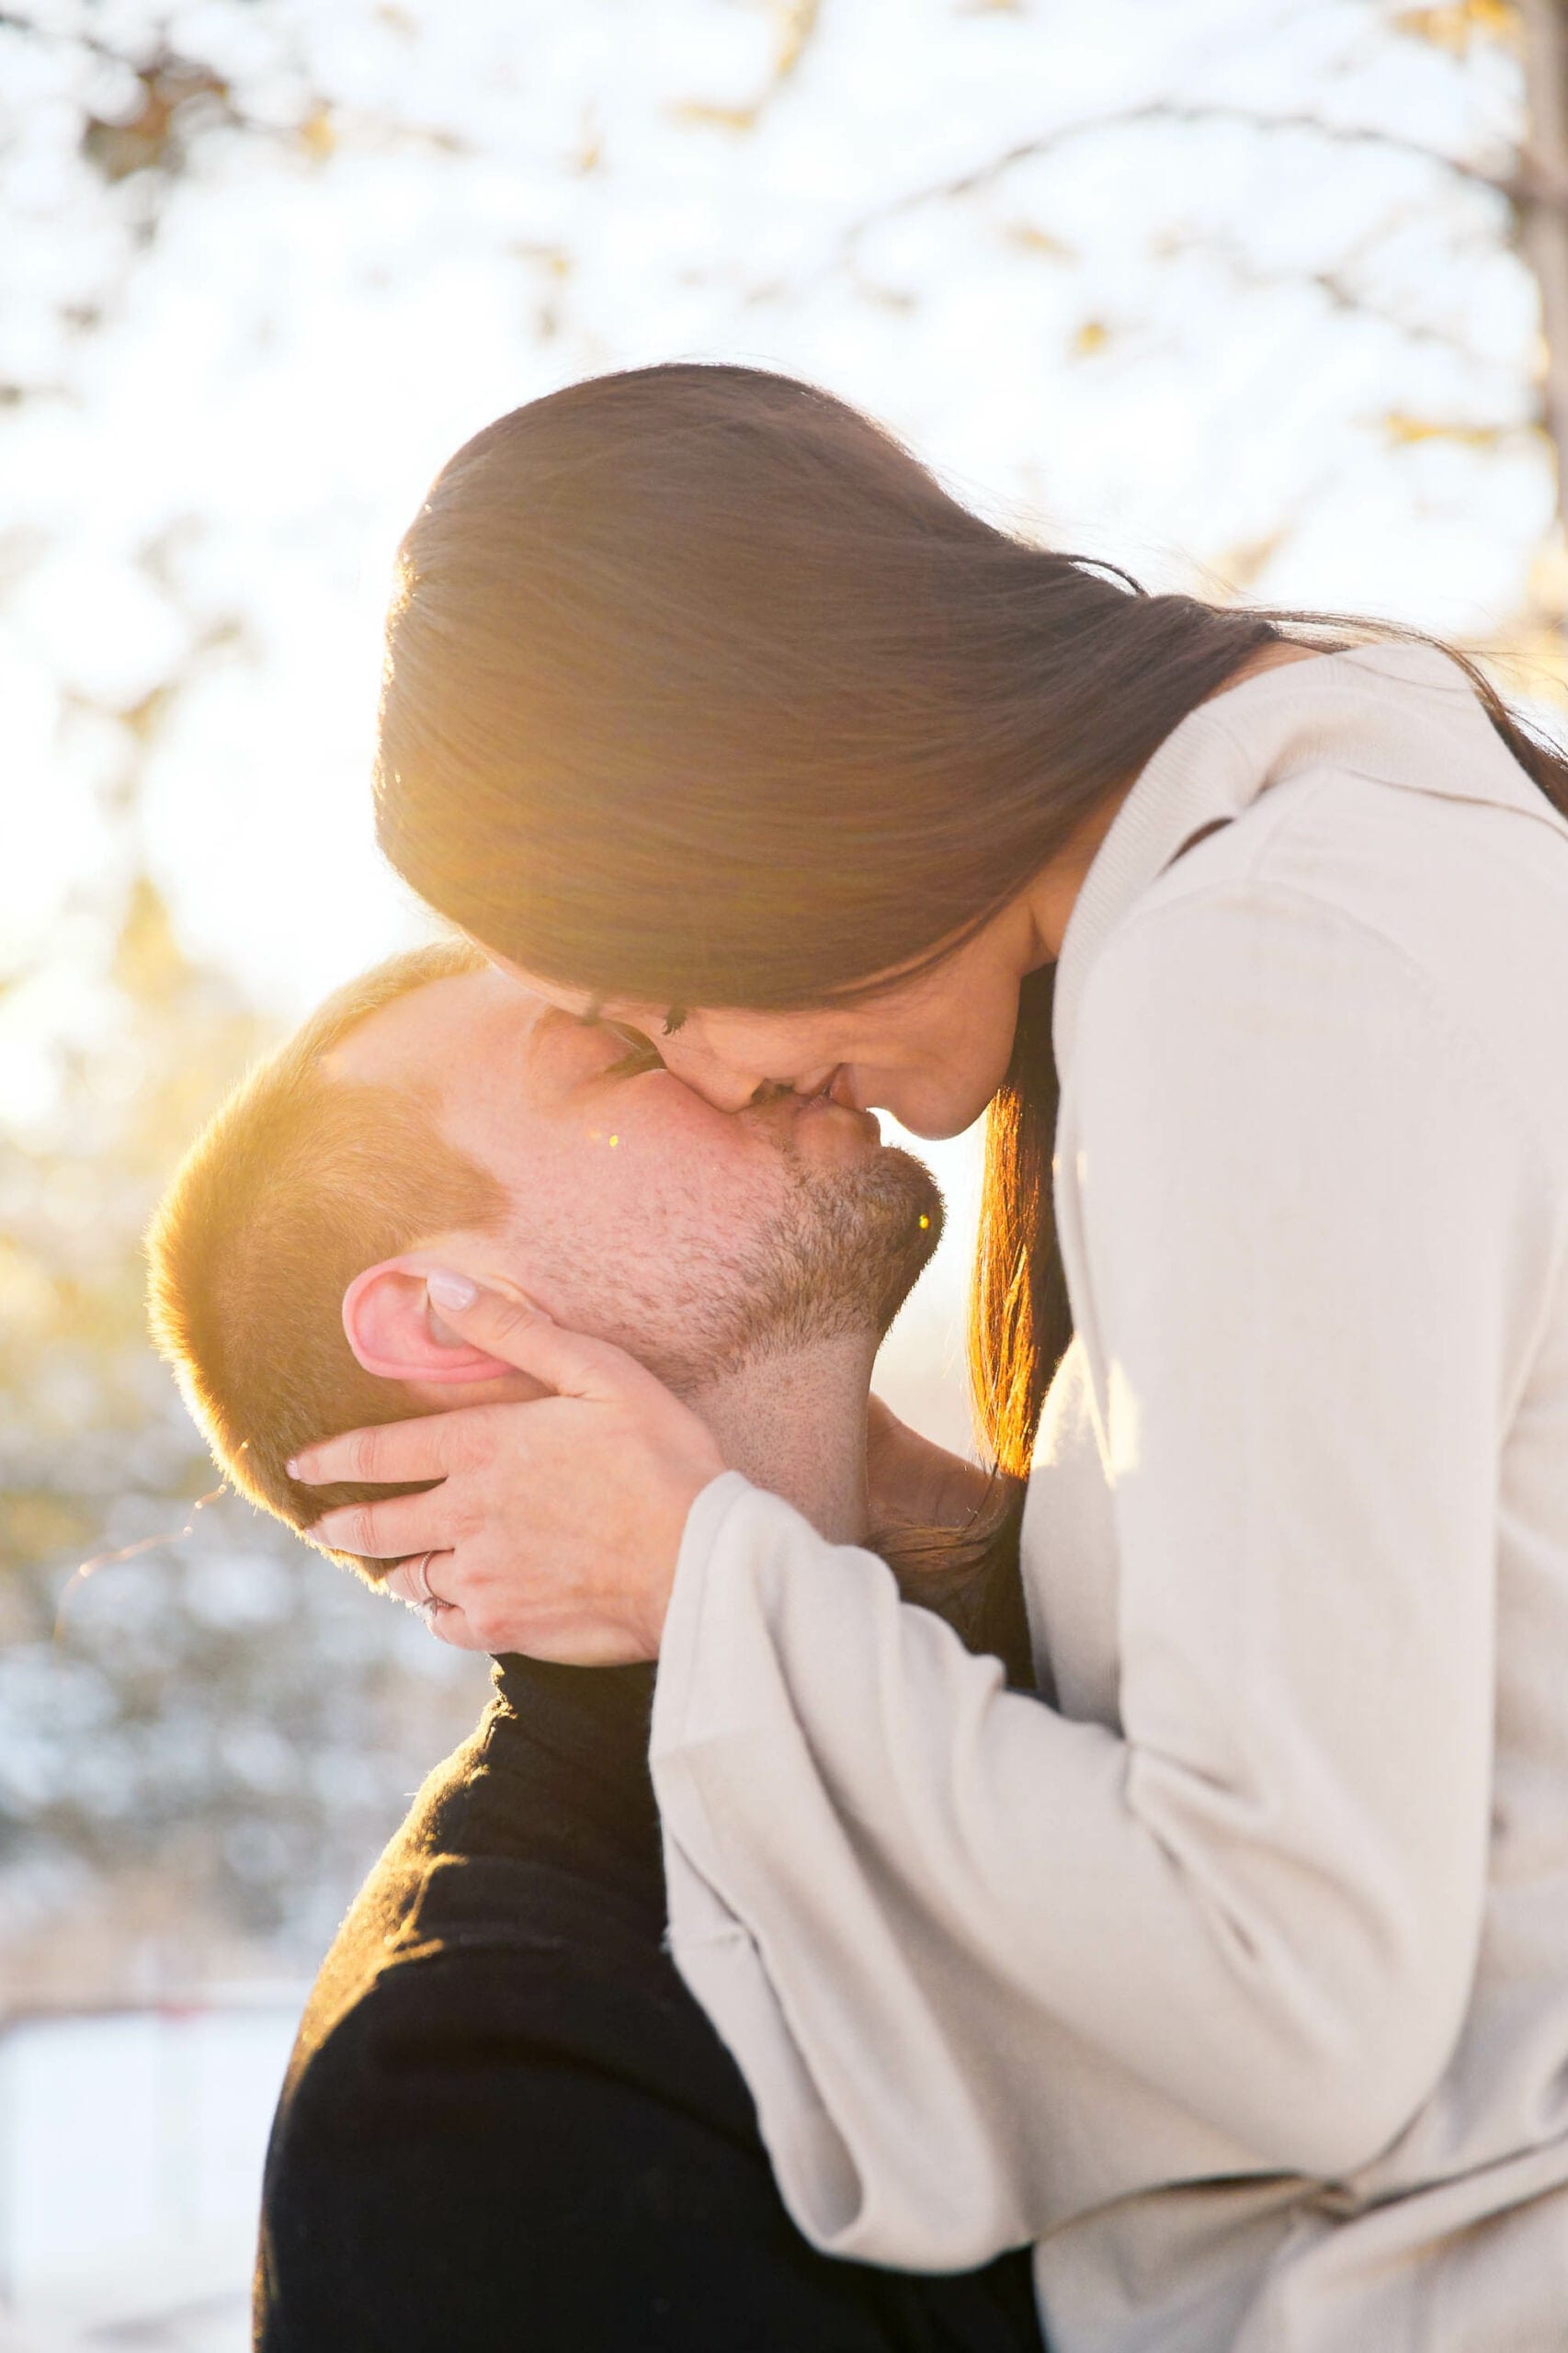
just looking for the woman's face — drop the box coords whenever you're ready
[501,891,1045,1141]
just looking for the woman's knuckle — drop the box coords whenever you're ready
[461,1419,498,1473]
[450,1498,486,1546]
[347,1429,381,1483]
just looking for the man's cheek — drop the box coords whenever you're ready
[613,1100,745,1179]
[641,1151,777,1250]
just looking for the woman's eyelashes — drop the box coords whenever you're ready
[598,1020,668,1077]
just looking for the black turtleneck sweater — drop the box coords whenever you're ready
[255,1654,1043,2352]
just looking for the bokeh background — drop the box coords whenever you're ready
[3,0,1564,2341]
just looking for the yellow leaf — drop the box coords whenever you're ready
[671,4,821,136]
[510,240,572,280]
[1381,410,1509,448]
[1392,1,1517,55]
[772,0,822,84]
[120,684,173,744]
[1210,529,1290,595]
[299,107,336,159]
[1003,221,1076,261]
[666,99,758,133]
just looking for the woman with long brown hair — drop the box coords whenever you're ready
[293,364,1568,2349]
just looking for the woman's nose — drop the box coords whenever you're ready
[660,1036,770,1114]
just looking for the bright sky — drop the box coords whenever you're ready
[0,0,1548,1442]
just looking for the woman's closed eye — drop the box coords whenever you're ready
[598,1020,668,1078]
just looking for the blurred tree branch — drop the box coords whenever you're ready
[799,15,1568,537]
[668,0,823,131]
[853,99,1524,226]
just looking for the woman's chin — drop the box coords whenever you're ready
[882,1056,1014,1140]
[880,1092,982,1142]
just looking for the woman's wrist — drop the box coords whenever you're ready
[633,1460,723,1655]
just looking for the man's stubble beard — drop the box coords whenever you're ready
[590,1142,946,1398]
[718,1139,944,1368]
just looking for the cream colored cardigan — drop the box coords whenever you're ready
[649,642,1568,2353]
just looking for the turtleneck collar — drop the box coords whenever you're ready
[491,1653,658,1792]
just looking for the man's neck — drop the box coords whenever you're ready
[685,1331,877,1545]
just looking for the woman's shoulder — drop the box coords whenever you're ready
[1097,741,1568,1146]
[1176,642,1568,911]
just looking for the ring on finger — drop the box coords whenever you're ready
[406,1551,452,1619]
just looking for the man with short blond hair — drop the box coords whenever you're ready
[149,948,1040,2351]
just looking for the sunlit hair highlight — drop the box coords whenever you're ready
[145,940,506,1574]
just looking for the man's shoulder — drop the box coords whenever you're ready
[282,1694,664,2062]
[272,1693,755,2155]
[280,1848,746,2131]
[282,1702,508,2055]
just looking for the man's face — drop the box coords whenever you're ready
[331,967,942,1392]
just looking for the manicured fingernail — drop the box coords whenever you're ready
[426,1268,478,1312]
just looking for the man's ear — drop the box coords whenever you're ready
[342,1257,516,1384]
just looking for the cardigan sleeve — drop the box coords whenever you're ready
[649,884,1541,2274]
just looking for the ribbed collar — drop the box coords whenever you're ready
[491,1653,658,1796]
[1051,641,1543,1083]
